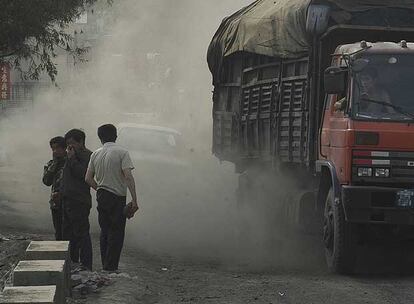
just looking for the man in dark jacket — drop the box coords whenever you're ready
[62,129,93,271]
[42,136,66,241]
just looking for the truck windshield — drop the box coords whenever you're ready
[353,54,414,121]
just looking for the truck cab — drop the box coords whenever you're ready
[320,41,414,272]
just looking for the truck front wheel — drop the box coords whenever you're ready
[323,188,357,274]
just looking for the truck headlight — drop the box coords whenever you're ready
[375,168,390,178]
[358,167,372,177]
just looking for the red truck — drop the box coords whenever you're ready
[208,0,414,273]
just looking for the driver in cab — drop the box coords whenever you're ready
[358,67,394,114]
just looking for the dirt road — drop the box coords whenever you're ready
[79,241,414,304]
[2,225,414,304]
[2,166,414,304]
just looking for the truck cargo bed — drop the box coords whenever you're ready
[212,52,310,167]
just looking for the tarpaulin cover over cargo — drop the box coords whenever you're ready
[208,0,414,83]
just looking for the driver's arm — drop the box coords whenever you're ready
[334,97,346,112]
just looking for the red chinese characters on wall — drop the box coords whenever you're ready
[0,63,11,100]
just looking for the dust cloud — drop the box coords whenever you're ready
[0,0,323,270]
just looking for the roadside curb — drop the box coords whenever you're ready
[0,241,70,304]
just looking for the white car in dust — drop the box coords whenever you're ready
[117,123,192,198]
[117,123,189,167]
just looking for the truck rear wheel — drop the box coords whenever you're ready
[323,188,357,274]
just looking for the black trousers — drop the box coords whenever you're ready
[97,189,127,271]
[51,208,63,241]
[62,200,93,270]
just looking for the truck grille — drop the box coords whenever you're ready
[352,150,414,183]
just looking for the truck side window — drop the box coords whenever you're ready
[333,58,348,112]
[325,92,346,111]
[333,79,348,112]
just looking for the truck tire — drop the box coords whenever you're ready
[323,188,357,274]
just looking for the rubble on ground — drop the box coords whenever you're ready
[70,268,137,300]
[71,270,112,299]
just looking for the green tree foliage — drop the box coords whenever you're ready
[0,0,109,81]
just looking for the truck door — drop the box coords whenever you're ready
[321,86,351,184]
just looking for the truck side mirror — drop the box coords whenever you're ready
[324,67,347,94]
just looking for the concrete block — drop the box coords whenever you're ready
[0,285,56,303]
[25,242,69,262]
[24,241,71,296]
[13,261,66,304]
